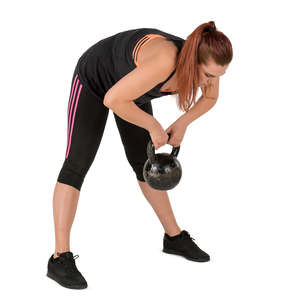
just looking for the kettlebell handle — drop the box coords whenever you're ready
[147,133,180,164]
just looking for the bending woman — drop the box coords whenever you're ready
[47,21,233,289]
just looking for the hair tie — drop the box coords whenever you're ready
[206,26,216,32]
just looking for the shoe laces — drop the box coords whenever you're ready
[57,253,80,274]
[181,230,195,241]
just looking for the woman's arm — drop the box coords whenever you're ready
[178,95,217,127]
[178,77,220,127]
[103,47,177,132]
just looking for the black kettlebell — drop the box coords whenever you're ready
[143,133,182,190]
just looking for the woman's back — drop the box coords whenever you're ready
[75,27,185,105]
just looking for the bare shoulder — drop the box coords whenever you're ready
[104,40,177,105]
[137,38,178,66]
[104,37,178,105]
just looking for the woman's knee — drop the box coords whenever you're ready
[57,159,90,191]
[129,161,146,182]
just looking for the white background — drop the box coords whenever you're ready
[1,0,299,298]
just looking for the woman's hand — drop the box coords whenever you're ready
[165,120,187,147]
[149,124,169,150]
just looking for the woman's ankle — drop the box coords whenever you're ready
[53,249,70,259]
[165,228,182,237]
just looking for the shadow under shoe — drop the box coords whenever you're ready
[47,251,88,289]
[163,230,210,262]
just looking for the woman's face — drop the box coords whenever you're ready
[198,58,228,87]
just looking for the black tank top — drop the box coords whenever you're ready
[76,27,185,106]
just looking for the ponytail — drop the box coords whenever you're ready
[175,21,233,112]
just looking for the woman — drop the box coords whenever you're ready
[47,21,233,289]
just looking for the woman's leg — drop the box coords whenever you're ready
[137,180,181,236]
[113,102,181,236]
[53,72,109,257]
[52,182,80,257]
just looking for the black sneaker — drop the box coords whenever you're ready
[47,251,88,289]
[162,230,210,262]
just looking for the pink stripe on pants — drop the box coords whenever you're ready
[65,74,83,159]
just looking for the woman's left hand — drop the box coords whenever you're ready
[165,120,187,147]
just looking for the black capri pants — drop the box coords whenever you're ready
[57,70,152,191]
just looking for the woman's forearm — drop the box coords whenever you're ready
[179,96,217,127]
[105,100,161,132]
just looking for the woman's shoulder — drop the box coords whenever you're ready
[136,36,178,67]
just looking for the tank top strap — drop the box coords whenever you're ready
[132,34,168,67]
[157,68,178,94]
[129,28,185,96]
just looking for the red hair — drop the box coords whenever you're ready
[175,21,233,112]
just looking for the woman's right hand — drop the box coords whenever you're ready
[149,124,169,150]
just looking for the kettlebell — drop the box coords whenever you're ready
[143,133,182,190]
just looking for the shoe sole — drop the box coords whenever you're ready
[162,248,210,262]
[47,272,87,289]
